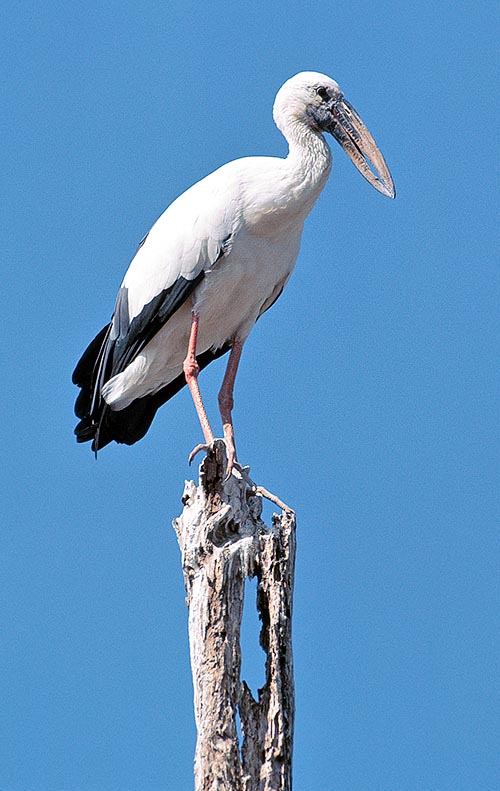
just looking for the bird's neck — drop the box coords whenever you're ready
[283,122,332,210]
[242,121,333,237]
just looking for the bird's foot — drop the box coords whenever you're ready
[188,437,238,482]
[188,440,292,511]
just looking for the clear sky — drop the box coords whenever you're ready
[1,1,498,790]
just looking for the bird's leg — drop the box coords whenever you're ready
[184,312,215,462]
[218,338,244,479]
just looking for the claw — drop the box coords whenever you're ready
[188,442,211,465]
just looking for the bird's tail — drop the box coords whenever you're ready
[73,332,231,452]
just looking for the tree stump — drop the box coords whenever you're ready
[173,441,296,791]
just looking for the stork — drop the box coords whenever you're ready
[73,71,395,476]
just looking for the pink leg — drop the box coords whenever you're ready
[183,313,215,458]
[218,338,244,478]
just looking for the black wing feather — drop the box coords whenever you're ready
[75,342,230,450]
[111,271,204,373]
[73,270,205,451]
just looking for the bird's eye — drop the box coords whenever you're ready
[316,86,329,100]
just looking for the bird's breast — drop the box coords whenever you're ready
[229,151,330,239]
[193,224,302,348]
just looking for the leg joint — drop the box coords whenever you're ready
[183,358,199,381]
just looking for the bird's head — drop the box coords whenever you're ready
[273,71,395,198]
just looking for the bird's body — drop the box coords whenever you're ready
[102,139,331,410]
[73,72,394,468]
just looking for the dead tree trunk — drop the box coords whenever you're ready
[173,441,296,791]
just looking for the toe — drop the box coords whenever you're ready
[188,442,211,465]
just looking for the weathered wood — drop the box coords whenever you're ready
[173,441,296,791]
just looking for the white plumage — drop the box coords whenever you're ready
[73,71,394,472]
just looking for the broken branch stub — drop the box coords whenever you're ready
[173,441,296,791]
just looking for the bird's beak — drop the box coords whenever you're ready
[327,95,395,198]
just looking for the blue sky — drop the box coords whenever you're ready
[1,1,498,789]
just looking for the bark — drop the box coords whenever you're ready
[173,441,296,791]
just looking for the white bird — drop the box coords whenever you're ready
[73,71,395,476]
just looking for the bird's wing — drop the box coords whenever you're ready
[111,179,234,373]
[77,170,237,425]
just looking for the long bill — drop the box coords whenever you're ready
[328,96,396,199]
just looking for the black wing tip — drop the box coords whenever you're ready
[73,271,210,453]
[72,335,231,454]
